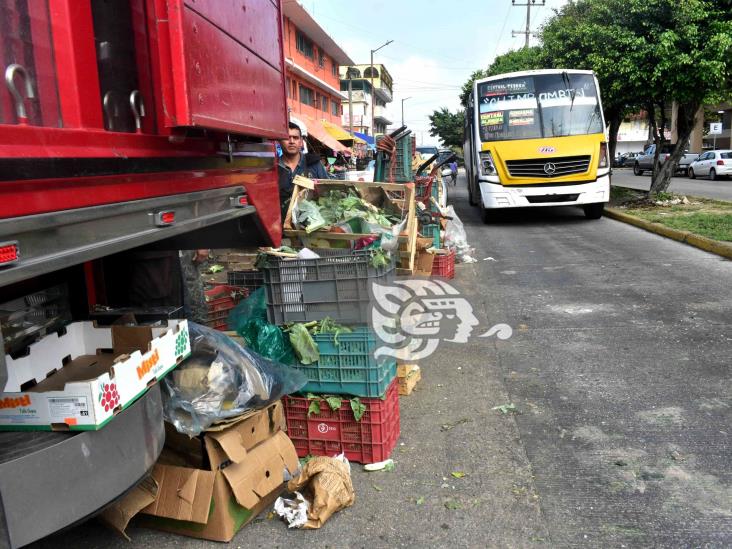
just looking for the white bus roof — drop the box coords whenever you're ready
[474,68,595,87]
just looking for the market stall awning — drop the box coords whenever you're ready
[299,114,348,153]
[353,131,374,145]
[321,120,367,144]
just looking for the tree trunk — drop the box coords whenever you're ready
[607,108,622,161]
[652,100,667,176]
[649,102,700,195]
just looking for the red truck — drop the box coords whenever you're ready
[0,1,287,546]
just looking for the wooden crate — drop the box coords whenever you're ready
[283,179,417,275]
[397,363,421,396]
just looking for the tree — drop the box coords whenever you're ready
[541,0,647,161]
[428,107,464,148]
[460,47,545,106]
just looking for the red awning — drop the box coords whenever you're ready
[299,114,348,153]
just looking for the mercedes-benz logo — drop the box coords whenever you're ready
[543,162,557,175]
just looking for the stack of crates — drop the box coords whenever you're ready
[259,249,400,463]
[377,134,414,182]
[203,285,247,330]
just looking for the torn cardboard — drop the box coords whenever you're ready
[121,402,298,542]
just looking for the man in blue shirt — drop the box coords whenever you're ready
[278,122,329,219]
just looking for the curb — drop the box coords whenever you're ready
[605,207,732,260]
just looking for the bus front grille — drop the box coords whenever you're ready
[505,155,591,178]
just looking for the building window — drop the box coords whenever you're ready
[286,78,291,99]
[321,96,328,111]
[332,61,338,77]
[299,84,314,106]
[291,80,298,101]
[296,30,314,59]
[319,51,325,68]
[331,99,339,116]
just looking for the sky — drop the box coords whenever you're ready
[298,0,568,146]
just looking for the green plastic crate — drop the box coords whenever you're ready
[421,223,440,248]
[295,326,396,397]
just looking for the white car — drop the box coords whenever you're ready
[688,150,732,180]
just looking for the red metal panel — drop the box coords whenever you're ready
[183,0,282,69]
[47,0,103,128]
[0,165,277,220]
[130,0,156,134]
[0,125,215,158]
[27,0,62,128]
[3,168,282,245]
[180,8,287,138]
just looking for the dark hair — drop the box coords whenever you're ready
[288,122,302,136]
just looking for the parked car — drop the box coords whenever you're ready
[688,150,732,180]
[612,152,639,168]
[633,143,698,176]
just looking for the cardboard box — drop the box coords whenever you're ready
[398,364,421,396]
[0,320,190,430]
[139,402,299,542]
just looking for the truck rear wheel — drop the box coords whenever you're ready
[633,163,643,176]
[583,203,604,220]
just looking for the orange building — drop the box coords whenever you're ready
[281,2,354,152]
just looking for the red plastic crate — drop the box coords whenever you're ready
[283,378,400,464]
[431,249,455,279]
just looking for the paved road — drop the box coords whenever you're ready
[612,167,732,200]
[32,175,732,548]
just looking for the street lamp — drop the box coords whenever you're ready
[370,39,393,138]
[401,97,412,127]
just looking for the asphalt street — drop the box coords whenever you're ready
[612,167,732,201]
[33,174,732,548]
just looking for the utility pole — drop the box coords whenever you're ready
[401,97,412,127]
[370,40,393,137]
[511,0,544,48]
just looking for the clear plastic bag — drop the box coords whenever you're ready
[162,322,307,436]
[443,206,477,263]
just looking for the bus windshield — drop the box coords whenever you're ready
[477,73,603,142]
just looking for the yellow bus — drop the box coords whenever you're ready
[463,69,610,222]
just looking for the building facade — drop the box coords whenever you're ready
[340,64,393,136]
[282,2,353,130]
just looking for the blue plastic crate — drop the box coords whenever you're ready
[295,327,396,397]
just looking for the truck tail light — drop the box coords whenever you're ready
[231,194,249,207]
[717,160,725,166]
[599,142,608,168]
[0,241,19,265]
[154,210,176,226]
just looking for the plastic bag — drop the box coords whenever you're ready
[443,206,477,263]
[228,288,296,365]
[162,322,307,436]
[380,217,406,253]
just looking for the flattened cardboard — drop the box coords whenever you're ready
[100,475,158,540]
[144,465,215,524]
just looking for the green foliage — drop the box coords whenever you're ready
[428,107,464,148]
[324,395,343,411]
[288,323,319,365]
[350,397,366,421]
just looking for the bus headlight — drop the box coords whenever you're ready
[599,142,608,169]
[480,151,496,175]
